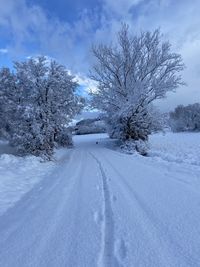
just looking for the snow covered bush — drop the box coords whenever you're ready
[90,23,184,154]
[54,128,73,147]
[169,103,200,132]
[0,68,16,139]
[120,139,149,156]
[106,106,162,140]
[0,56,84,158]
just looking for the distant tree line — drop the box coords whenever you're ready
[0,56,84,159]
[74,117,106,135]
[169,103,200,132]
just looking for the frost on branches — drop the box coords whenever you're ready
[169,103,200,132]
[0,56,84,159]
[90,24,184,154]
[0,68,16,139]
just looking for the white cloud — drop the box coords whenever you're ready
[0,48,8,54]
[0,0,95,72]
[103,0,144,17]
[0,0,200,110]
[75,74,98,94]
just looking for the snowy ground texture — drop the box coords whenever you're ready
[0,141,56,216]
[0,132,200,266]
[149,132,200,165]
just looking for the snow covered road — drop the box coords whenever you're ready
[0,134,200,266]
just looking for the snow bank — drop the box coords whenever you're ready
[0,153,54,216]
[149,132,200,166]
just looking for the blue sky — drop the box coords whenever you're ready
[29,0,102,23]
[0,0,200,110]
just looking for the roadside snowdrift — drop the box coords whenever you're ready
[149,132,200,166]
[0,150,54,216]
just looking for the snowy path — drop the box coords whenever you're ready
[0,134,200,266]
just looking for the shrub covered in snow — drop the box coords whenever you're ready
[106,106,163,141]
[120,139,149,156]
[54,129,73,147]
[0,68,16,139]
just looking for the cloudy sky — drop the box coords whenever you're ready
[0,0,200,110]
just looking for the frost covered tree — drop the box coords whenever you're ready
[0,68,17,138]
[169,103,200,132]
[90,24,184,153]
[0,56,84,158]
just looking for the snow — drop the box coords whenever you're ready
[0,133,200,266]
[0,142,55,216]
[149,132,200,165]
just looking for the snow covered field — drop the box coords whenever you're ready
[0,132,200,266]
[149,132,200,165]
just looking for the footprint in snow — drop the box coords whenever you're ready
[115,238,127,262]
[96,185,100,191]
[93,211,103,224]
[112,195,117,202]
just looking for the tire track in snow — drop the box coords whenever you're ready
[90,152,121,267]
[101,153,199,266]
